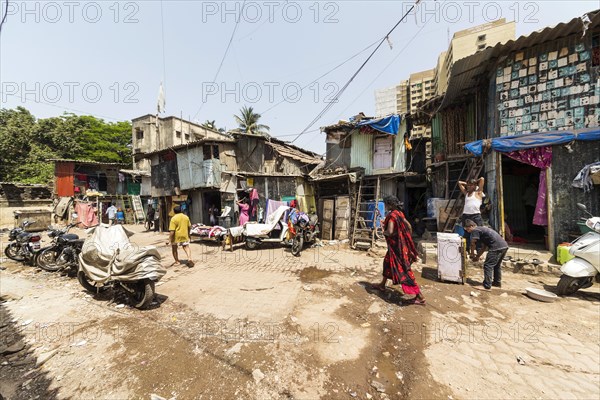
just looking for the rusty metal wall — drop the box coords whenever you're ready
[551,140,600,246]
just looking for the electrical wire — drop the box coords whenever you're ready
[332,4,438,122]
[192,0,247,121]
[160,0,167,102]
[261,38,381,115]
[290,0,423,143]
[0,0,8,37]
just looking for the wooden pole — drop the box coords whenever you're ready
[496,152,505,238]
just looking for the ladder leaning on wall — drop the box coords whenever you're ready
[351,176,382,250]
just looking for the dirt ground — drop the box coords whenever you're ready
[1,225,599,399]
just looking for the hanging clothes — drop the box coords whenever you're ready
[75,201,99,228]
[250,189,259,219]
[265,199,288,221]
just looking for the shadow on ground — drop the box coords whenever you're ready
[0,301,60,399]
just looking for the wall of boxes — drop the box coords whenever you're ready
[495,35,600,136]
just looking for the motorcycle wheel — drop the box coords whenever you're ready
[4,243,25,262]
[132,279,155,309]
[77,270,99,293]
[291,235,304,257]
[36,248,61,272]
[245,239,259,250]
[556,275,592,296]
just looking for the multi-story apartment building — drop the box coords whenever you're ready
[435,19,516,95]
[395,80,410,115]
[409,69,436,137]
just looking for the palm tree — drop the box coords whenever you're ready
[201,120,226,133]
[202,120,217,130]
[233,106,270,136]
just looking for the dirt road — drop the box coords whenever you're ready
[1,227,599,399]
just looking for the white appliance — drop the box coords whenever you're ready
[437,233,465,284]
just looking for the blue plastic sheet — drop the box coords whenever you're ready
[464,128,600,156]
[356,115,401,135]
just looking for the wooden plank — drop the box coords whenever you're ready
[334,196,351,240]
[322,199,334,240]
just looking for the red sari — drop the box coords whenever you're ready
[383,210,421,295]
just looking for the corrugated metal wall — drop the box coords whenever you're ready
[177,147,204,190]
[351,133,374,175]
[432,115,443,155]
[551,141,600,246]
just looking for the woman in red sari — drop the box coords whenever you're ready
[374,196,425,305]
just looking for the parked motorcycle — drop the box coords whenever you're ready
[556,203,600,296]
[77,224,166,309]
[4,220,41,265]
[35,222,83,273]
[290,213,320,257]
[244,205,291,250]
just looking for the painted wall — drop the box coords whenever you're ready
[491,35,599,137]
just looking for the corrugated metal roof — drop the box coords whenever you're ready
[119,169,151,177]
[47,158,128,166]
[440,10,600,110]
[138,137,236,157]
[266,141,322,165]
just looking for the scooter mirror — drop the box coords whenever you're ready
[576,203,587,212]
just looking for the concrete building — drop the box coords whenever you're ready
[395,80,410,115]
[131,115,229,172]
[409,69,436,138]
[435,19,516,95]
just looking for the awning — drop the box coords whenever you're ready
[465,128,600,156]
[356,115,401,135]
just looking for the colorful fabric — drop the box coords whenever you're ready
[75,201,99,228]
[382,210,421,295]
[239,203,250,226]
[506,146,552,226]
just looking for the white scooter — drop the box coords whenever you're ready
[244,205,292,250]
[556,203,600,296]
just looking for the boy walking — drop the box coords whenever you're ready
[169,206,194,267]
[464,220,508,290]
[106,203,118,225]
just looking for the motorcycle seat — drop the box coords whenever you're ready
[61,233,80,242]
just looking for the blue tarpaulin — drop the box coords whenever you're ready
[465,128,600,156]
[356,115,401,135]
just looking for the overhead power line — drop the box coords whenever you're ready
[290,0,424,143]
[193,0,246,121]
[0,0,8,37]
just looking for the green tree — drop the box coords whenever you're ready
[0,107,132,184]
[202,120,226,133]
[0,107,37,182]
[233,106,270,136]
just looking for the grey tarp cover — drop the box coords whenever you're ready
[79,225,166,284]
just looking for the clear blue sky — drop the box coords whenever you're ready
[1,0,597,153]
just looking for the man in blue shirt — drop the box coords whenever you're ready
[464,220,509,290]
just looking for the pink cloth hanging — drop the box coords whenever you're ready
[75,201,99,228]
[505,146,552,226]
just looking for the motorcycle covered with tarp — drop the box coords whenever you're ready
[78,224,166,309]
